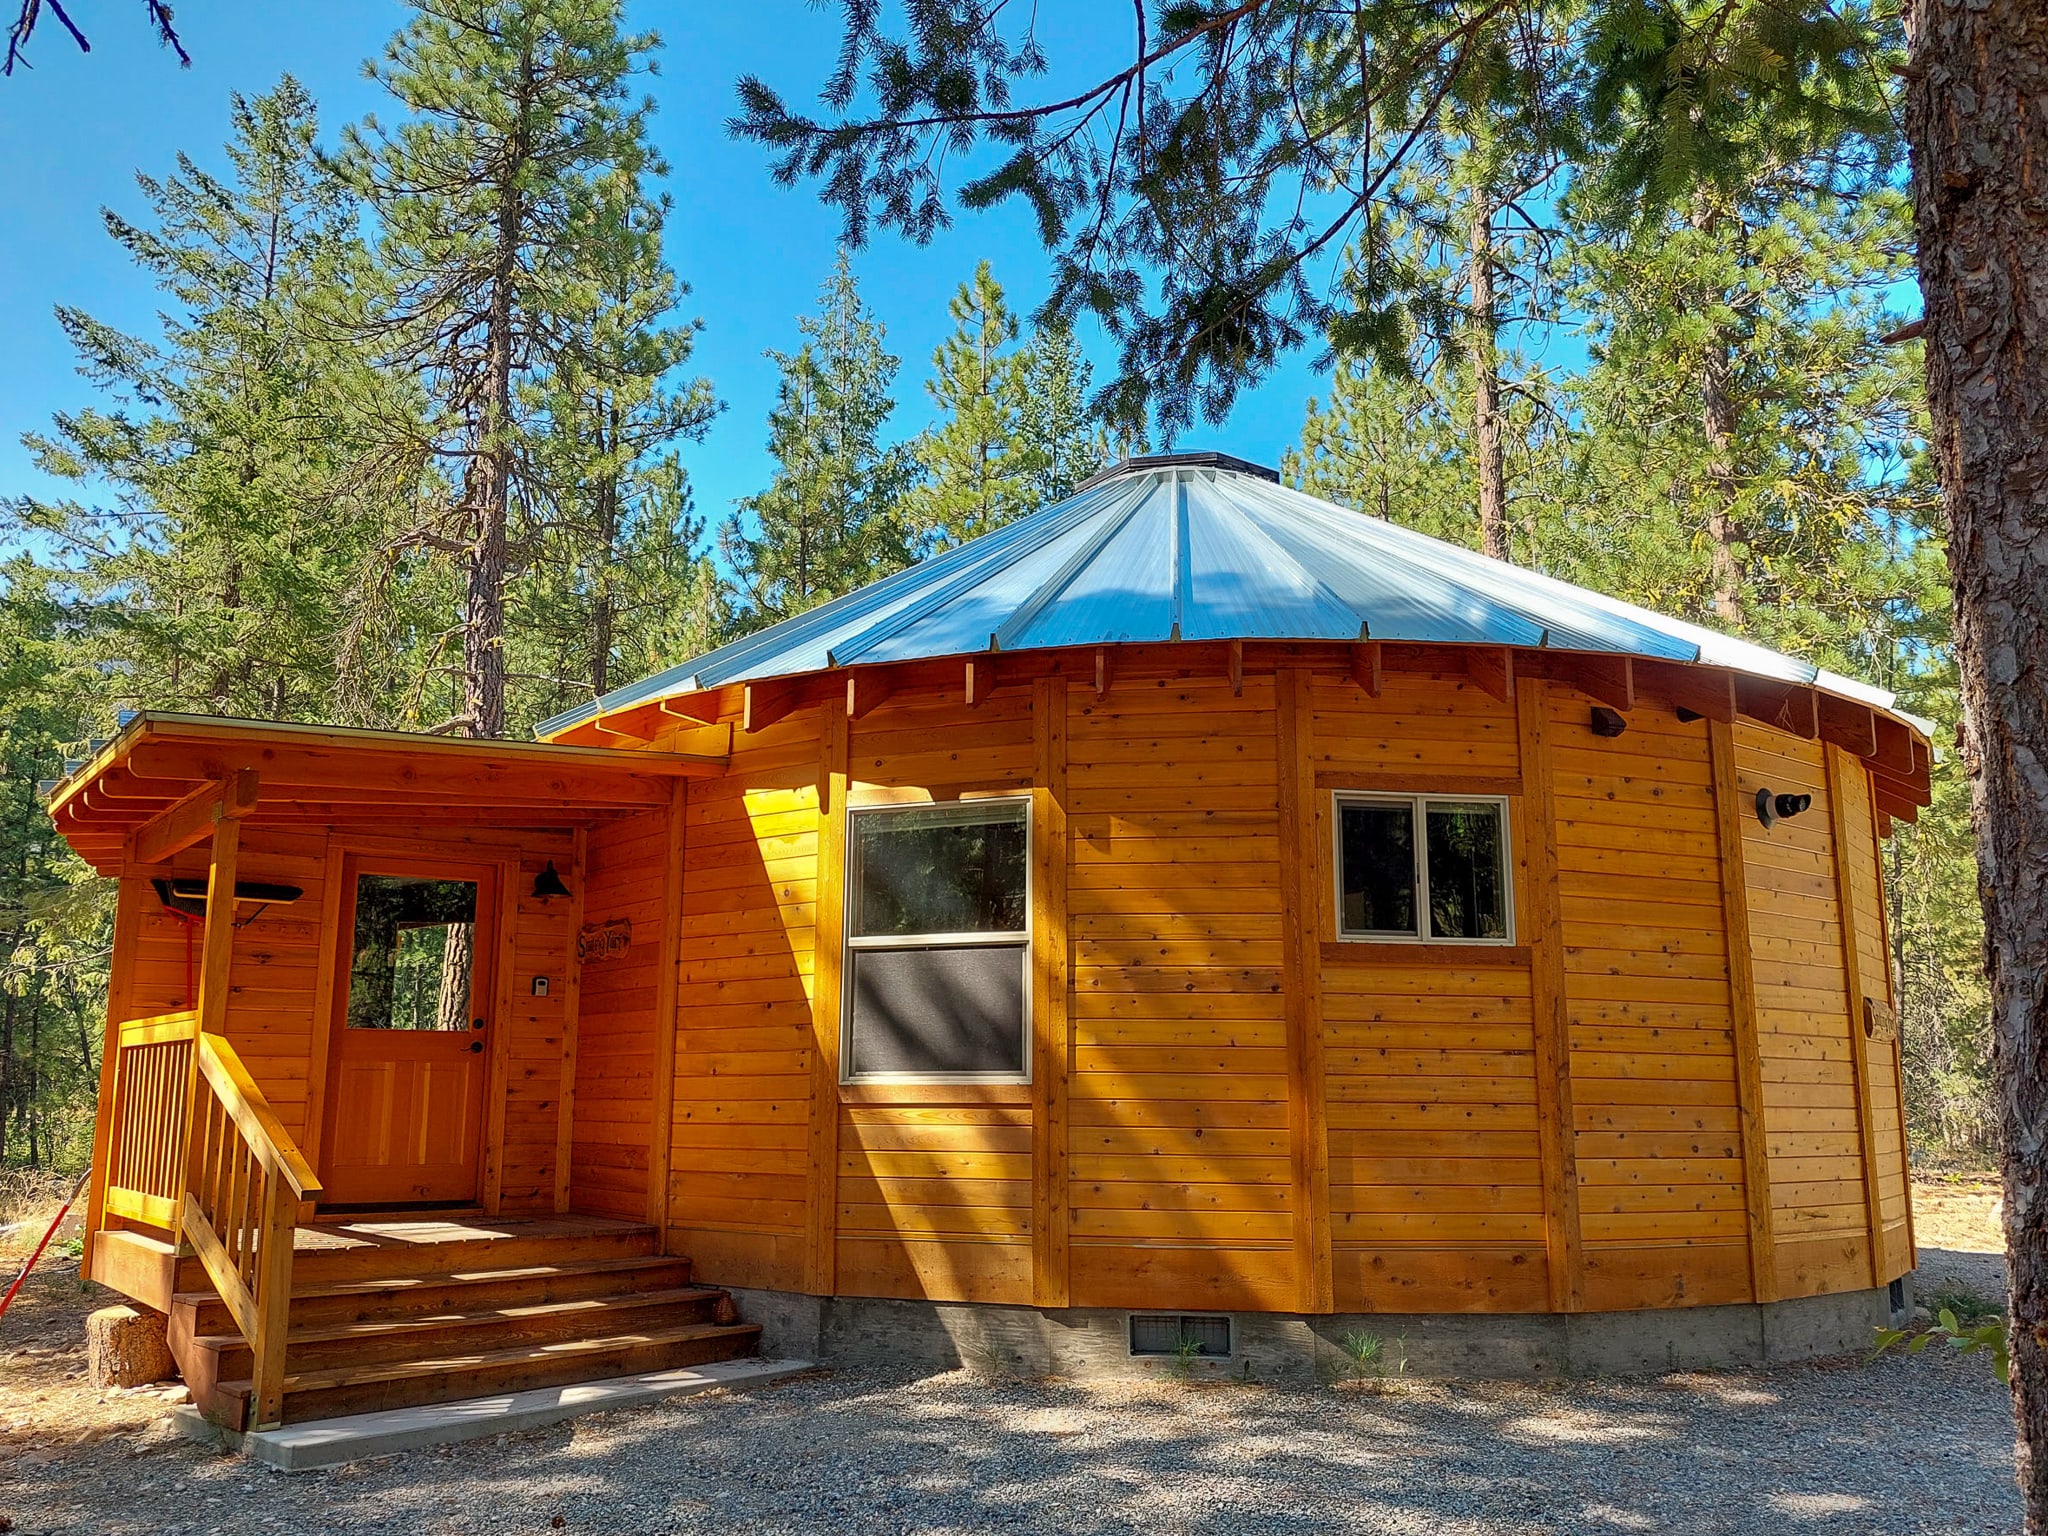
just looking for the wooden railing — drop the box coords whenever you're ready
[102,1012,321,1429]
[104,1012,199,1230]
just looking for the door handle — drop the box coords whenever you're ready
[471,1018,486,1031]
[468,1040,484,1054]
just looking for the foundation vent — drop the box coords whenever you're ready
[1129,1313,1232,1358]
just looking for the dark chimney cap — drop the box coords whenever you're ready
[1072,451,1280,494]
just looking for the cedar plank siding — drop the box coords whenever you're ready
[1733,726,1880,1298]
[127,825,579,1216]
[630,660,1913,1313]
[1065,675,1296,1312]
[1553,697,1751,1310]
[1313,673,1550,1313]
[664,711,818,1289]
[566,808,668,1217]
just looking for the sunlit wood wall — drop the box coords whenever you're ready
[639,646,1915,1316]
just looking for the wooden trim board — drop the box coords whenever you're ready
[1278,668,1334,1313]
[646,782,688,1242]
[1709,719,1778,1302]
[1031,676,1072,1308]
[1515,681,1584,1312]
[805,700,850,1294]
[1827,745,1891,1287]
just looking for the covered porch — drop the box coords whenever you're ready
[46,713,733,1427]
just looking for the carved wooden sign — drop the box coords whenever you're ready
[1864,996,1899,1044]
[577,917,632,965]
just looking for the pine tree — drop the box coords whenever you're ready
[1559,182,1929,655]
[899,261,1032,549]
[1014,320,1108,505]
[0,561,107,1169]
[7,77,383,725]
[513,169,722,725]
[340,0,663,739]
[723,252,913,623]
[1287,351,1573,560]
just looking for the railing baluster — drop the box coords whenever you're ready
[97,1016,316,1432]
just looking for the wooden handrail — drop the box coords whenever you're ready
[119,1009,197,1047]
[194,1034,322,1205]
[99,1013,317,1430]
[181,1030,316,1428]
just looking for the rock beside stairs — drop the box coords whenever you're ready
[87,1303,177,1388]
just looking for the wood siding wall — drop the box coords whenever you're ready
[1312,674,1549,1313]
[666,712,819,1289]
[118,825,581,1218]
[1551,698,1751,1310]
[636,656,1914,1315]
[568,806,670,1218]
[100,650,1910,1313]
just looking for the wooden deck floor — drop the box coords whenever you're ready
[293,1212,651,1257]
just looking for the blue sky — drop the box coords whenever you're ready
[0,2,1330,533]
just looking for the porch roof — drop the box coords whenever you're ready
[45,712,728,876]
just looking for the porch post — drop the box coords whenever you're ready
[172,815,243,1209]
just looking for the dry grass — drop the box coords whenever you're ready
[1911,1170,2003,1254]
[0,1168,84,1264]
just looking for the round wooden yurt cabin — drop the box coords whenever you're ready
[537,449,1927,1379]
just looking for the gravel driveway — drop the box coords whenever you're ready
[5,1345,2015,1535]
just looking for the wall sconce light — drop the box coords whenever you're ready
[1589,706,1628,738]
[532,861,572,900]
[1755,788,1813,829]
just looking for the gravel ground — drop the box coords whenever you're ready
[4,1333,2016,1535]
[2,1175,2020,1536]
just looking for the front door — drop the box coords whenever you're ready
[321,856,498,1206]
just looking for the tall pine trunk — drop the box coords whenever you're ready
[1691,198,1747,627]
[464,128,527,742]
[1904,1,2048,1525]
[1468,196,1509,563]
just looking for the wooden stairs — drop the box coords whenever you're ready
[156,1217,761,1429]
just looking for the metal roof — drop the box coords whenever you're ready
[535,455,1912,737]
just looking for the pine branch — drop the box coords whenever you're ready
[4,0,189,76]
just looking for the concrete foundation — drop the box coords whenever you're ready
[174,1358,814,1471]
[727,1281,1909,1384]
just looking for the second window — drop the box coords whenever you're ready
[1335,794,1512,944]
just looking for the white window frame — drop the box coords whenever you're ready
[1330,791,1515,946]
[841,796,1033,1085]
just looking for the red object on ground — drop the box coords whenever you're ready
[0,1170,92,1323]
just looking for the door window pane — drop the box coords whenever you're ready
[1338,801,1418,936]
[347,875,479,1031]
[851,803,1028,938]
[1426,802,1508,940]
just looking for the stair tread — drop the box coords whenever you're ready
[188,1287,728,1353]
[219,1320,762,1397]
[171,1254,691,1310]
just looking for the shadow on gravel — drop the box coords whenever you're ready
[3,1345,2018,1536]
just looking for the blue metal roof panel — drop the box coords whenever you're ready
[1007,476,1178,649]
[1178,474,1363,640]
[534,455,1887,739]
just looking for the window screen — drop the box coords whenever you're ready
[1336,795,1511,944]
[845,801,1030,1081]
